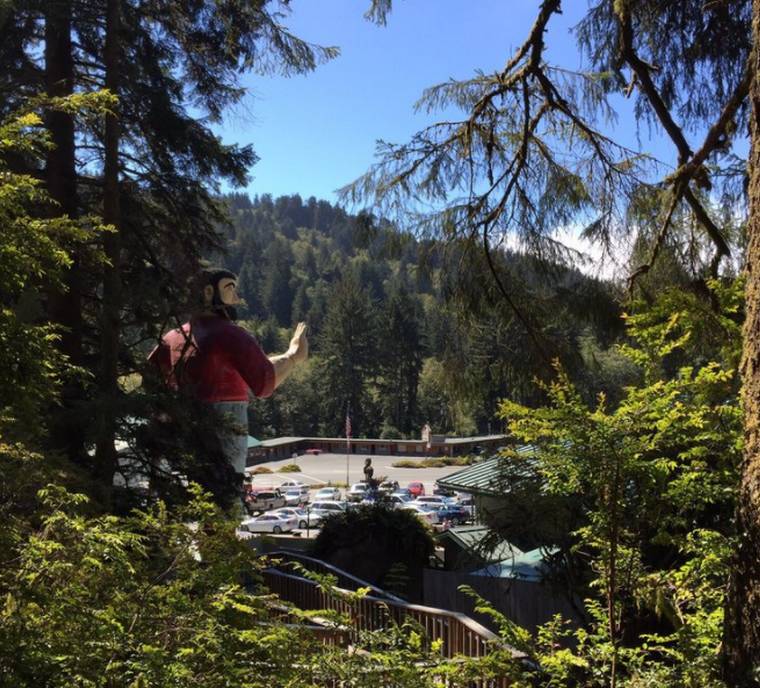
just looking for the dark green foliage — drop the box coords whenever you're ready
[491,283,742,686]
[0,105,104,438]
[0,0,340,506]
[312,504,435,600]
[316,271,379,437]
[575,0,750,142]
[377,283,424,435]
[260,237,294,325]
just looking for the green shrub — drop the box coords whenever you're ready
[392,456,474,468]
[420,458,446,467]
[451,455,476,466]
[312,504,435,599]
[250,466,272,474]
[280,463,302,473]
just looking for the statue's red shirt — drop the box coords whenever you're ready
[149,316,275,402]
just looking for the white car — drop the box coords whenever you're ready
[314,487,342,501]
[400,503,439,525]
[283,488,308,506]
[240,512,297,534]
[347,482,369,502]
[280,480,309,494]
[271,507,316,529]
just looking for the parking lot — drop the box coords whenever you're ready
[245,451,466,498]
[240,451,473,536]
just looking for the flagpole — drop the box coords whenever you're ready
[345,403,351,489]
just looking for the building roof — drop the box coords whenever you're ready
[247,436,262,448]
[436,444,537,496]
[470,547,559,581]
[260,436,306,447]
[437,525,523,563]
[442,434,507,446]
[259,434,505,448]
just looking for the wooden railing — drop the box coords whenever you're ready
[263,567,523,663]
[268,550,406,602]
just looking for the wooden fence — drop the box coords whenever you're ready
[263,567,524,663]
[423,568,583,635]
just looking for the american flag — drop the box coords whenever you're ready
[345,407,352,439]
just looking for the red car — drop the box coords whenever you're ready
[408,481,426,497]
[305,448,322,455]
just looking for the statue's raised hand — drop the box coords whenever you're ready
[289,322,308,364]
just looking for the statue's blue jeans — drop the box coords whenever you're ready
[209,400,249,517]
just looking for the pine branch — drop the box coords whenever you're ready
[627,190,681,294]
[616,5,746,277]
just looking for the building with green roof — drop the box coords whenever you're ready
[436,445,575,552]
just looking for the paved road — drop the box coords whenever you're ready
[246,451,467,496]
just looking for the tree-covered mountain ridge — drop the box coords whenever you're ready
[217,192,632,440]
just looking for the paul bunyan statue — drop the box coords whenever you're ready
[150,267,308,512]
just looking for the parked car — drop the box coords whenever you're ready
[387,494,412,508]
[432,484,456,497]
[457,493,476,518]
[271,507,315,529]
[432,503,470,525]
[415,495,455,507]
[347,482,369,502]
[407,481,426,498]
[400,502,438,525]
[245,489,286,514]
[378,479,399,494]
[240,512,296,534]
[391,488,413,500]
[309,500,347,523]
[283,488,308,506]
[305,448,322,455]
[280,480,309,494]
[314,486,342,501]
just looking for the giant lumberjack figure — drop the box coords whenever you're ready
[149,267,308,511]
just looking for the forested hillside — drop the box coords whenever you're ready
[217,192,632,439]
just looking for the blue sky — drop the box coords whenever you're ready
[217,1,609,203]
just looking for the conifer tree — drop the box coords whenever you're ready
[0,1,337,505]
[377,284,423,435]
[355,0,756,680]
[317,271,379,436]
[260,237,294,326]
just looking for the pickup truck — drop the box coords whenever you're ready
[245,488,286,514]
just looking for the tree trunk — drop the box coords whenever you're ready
[94,0,122,508]
[723,2,760,683]
[45,0,86,465]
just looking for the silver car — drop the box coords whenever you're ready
[314,487,342,501]
[283,488,307,506]
[400,503,439,525]
[309,500,346,524]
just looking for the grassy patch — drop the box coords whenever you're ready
[280,463,302,473]
[250,466,272,474]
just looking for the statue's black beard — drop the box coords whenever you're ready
[211,291,238,321]
[213,304,238,321]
